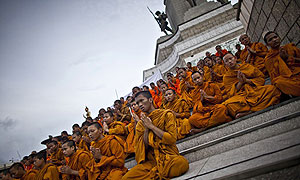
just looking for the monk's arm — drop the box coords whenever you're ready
[143,128,149,149]
[255,43,268,57]
[109,124,125,135]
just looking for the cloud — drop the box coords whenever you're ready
[0,116,17,130]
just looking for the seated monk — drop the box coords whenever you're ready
[114,100,132,125]
[263,31,300,97]
[72,124,81,133]
[215,45,228,58]
[122,91,189,180]
[33,150,60,180]
[239,34,268,75]
[132,86,141,98]
[60,140,92,180]
[189,71,232,134]
[9,162,38,180]
[124,100,142,155]
[103,111,127,140]
[1,169,12,180]
[72,131,89,152]
[61,131,72,140]
[196,59,210,81]
[187,62,197,72]
[23,156,34,171]
[204,56,223,83]
[177,67,195,108]
[161,89,192,139]
[48,140,65,166]
[167,72,181,95]
[222,53,281,118]
[86,122,127,179]
[150,82,162,107]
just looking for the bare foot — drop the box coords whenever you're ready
[235,111,252,119]
[189,128,206,135]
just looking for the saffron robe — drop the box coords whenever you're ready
[108,121,127,140]
[264,43,300,96]
[115,106,132,125]
[62,150,92,180]
[222,63,281,117]
[76,138,89,152]
[124,109,142,154]
[168,78,181,95]
[35,163,59,180]
[239,42,268,74]
[86,135,127,180]
[179,71,194,108]
[21,169,38,180]
[122,109,189,180]
[189,82,232,128]
[161,97,192,139]
[50,148,64,166]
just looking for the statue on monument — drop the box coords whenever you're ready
[147,7,173,35]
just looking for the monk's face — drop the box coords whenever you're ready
[33,157,44,169]
[103,113,113,125]
[88,125,102,141]
[114,102,121,110]
[216,46,222,52]
[223,53,237,69]
[73,126,80,132]
[127,96,133,103]
[10,167,24,179]
[187,63,192,68]
[239,34,250,45]
[205,52,211,57]
[197,60,204,68]
[192,72,204,86]
[178,69,186,79]
[204,58,213,68]
[216,56,222,64]
[48,142,58,154]
[265,32,281,49]
[161,84,168,93]
[72,134,81,143]
[150,84,155,89]
[62,143,75,157]
[136,94,152,112]
[165,89,175,102]
[130,101,139,112]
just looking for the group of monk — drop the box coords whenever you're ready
[1,31,299,180]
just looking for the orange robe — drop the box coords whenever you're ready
[116,106,132,125]
[151,86,162,108]
[35,163,60,180]
[179,71,194,108]
[50,148,64,166]
[124,109,142,154]
[168,78,181,95]
[203,66,211,82]
[189,82,232,128]
[212,64,227,93]
[21,169,38,180]
[108,121,127,140]
[161,97,192,139]
[86,135,127,180]
[62,150,92,180]
[76,139,89,152]
[264,43,300,96]
[222,63,281,117]
[239,42,268,74]
[122,109,189,180]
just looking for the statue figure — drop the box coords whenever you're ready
[147,7,173,35]
[83,106,91,119]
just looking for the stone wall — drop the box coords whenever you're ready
[246,0,300,46]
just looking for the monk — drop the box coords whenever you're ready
[197,59,210,81]
[61,131,72,140]
[167,72,181,95]
[189,71,232,133]
[235,44,242,59]
[263,31,300,97]
[114,100,132,125]
[186,62,197,72]
[60,140,92,180]
[150,82,162,107]
[9,162,37,180]
[222,53,281,118]
[48,140,64,166]
[239,34,268,75]
[103,111,127,140]
[86,122,127,179]
[0,169,12,180]
[161,89,192,139]
[23,156,34,171]
[72,131,89,152]
[124,100,142,155]
[122,91,189,180]
[178,67,194,108]
[33,150,60,180]
[215,45,228,58]
[72,124,81,133]
[132,86,141,97]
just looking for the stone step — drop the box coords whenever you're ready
[125,97,300,171]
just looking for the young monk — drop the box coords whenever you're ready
[177,67,194,108]
[48,140,64,166]
[72,131,89,152]
[60,140,92,180]
[114,100,132,125]
[72,124,81,133]
[235,44,242,59]
[167,72,181,95]
[189,71,232,134]
[187,62,197,72]
[86,122,127,179]
[222,53,281,118]
[9,162,37,180]
[150,82,162,107]
[124,100,142,155]
[122,91,189,180]
[0,169,12,180]
[239,34,268,75]
[33,150,60,180]
[132,86,141,97]
[215,45,228,58]
[103,111,127,140]
[161,89,192,139]
[263,31,300,96]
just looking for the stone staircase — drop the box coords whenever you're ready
[125,97,300,179]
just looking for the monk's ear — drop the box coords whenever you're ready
[71,146,75,152]
[149,98,153,103]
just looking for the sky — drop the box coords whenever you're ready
[0,0,165,164]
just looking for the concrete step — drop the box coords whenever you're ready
[125,98,300,177]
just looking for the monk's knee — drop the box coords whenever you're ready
[168,156,189,178]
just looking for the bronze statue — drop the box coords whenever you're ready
[147,7,173,35]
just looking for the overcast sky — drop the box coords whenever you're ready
[0,0,165,164]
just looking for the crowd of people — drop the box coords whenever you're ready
[1,31,299,180]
